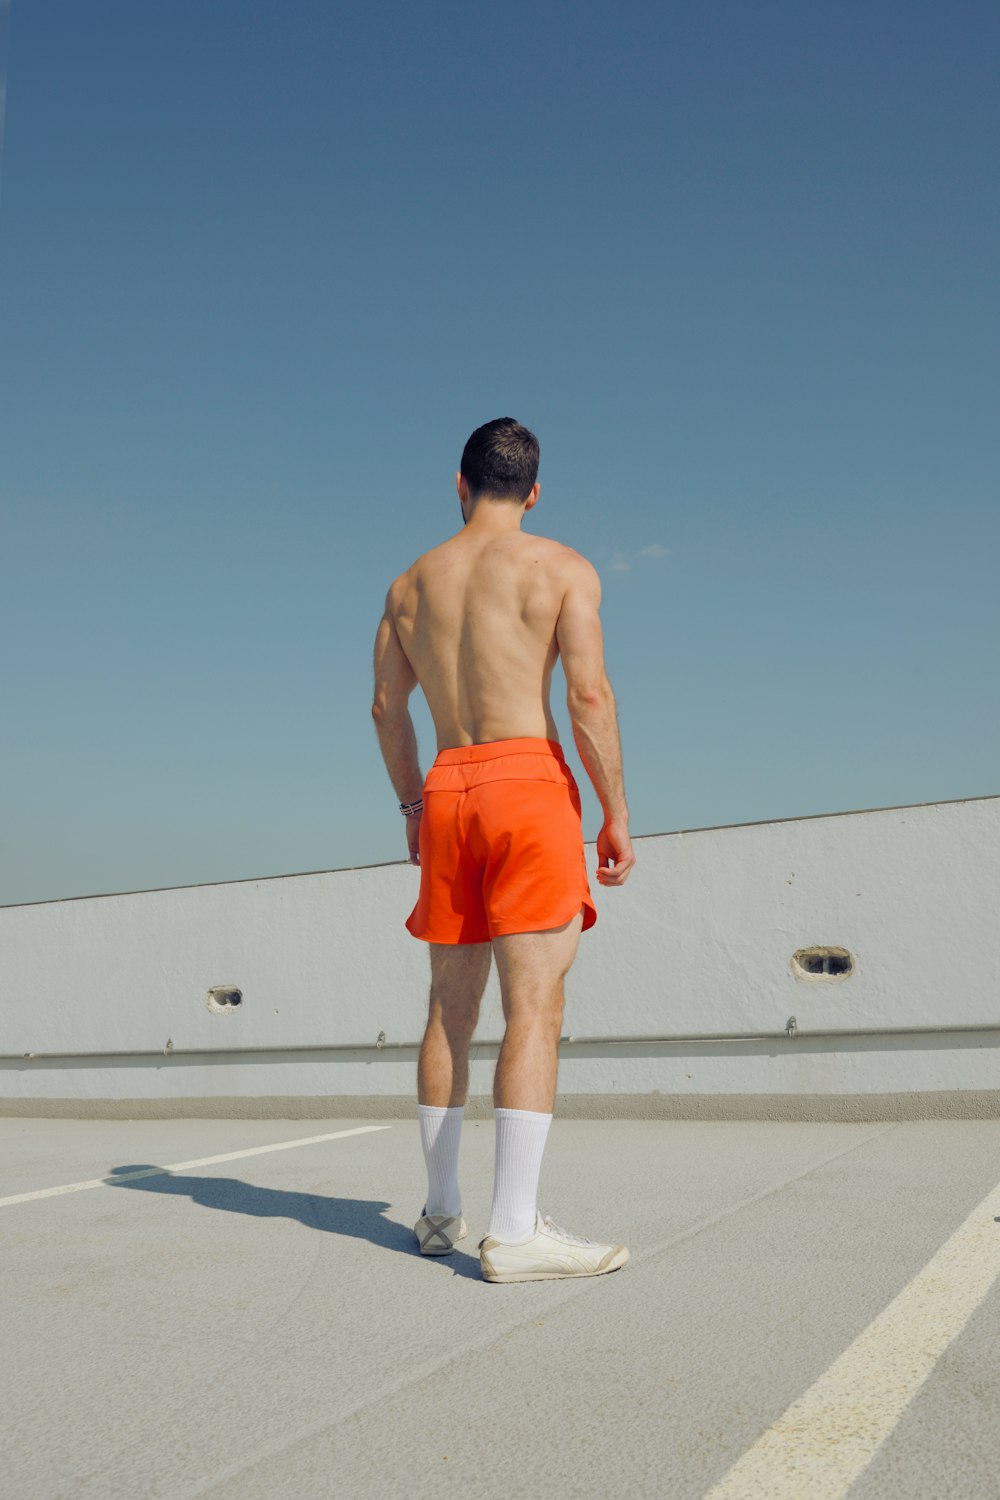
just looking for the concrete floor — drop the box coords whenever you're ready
[2,1116,1000,1499]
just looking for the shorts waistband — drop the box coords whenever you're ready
[432,737,566,766]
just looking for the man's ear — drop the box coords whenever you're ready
[456,471,469,502]
[523,482,540,513]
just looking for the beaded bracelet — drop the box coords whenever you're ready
[399,798,424,817]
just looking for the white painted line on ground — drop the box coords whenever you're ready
[703,1175,1000,1499]
[0,1125,391,1208]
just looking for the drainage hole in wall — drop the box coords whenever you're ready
[207,985,243,1012]
[791,947,854,980]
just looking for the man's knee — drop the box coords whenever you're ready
[501,978,565,1030]
[427,989,481,1029]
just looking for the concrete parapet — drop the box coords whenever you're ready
[2,794,998,1117]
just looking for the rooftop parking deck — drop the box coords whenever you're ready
[3,1115,1000,1498]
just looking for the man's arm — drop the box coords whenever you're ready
[555,555,635,885]
[371,587,424,861]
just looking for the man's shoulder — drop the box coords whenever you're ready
[391,538,447,583]
[384,544,445,615]
[533,537,600,586]
[383,561,418,615]
[524,533,596,570]
[399,536,453,575]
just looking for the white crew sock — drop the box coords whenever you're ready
[418,1104,464,1218]
[487,1107,553,1242]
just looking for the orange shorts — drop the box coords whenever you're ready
[405,737,598,945]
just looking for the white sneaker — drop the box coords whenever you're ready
[479,1212,629,1283]
[414,1211,468,1255]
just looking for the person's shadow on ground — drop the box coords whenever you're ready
[104,1164,484,1280]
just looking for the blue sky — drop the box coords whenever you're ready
[1,0,997,905]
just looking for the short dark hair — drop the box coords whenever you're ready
[460,417,540,503]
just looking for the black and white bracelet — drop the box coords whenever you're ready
[399,798,424,817]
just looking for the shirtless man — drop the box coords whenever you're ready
[371,417,635,1283]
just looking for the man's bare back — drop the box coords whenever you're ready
[388,528,578,751]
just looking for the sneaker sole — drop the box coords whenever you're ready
[480,1246,629,1283]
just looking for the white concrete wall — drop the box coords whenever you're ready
[2,796,998,1117]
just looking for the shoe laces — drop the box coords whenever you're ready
[541,1216,595,1246]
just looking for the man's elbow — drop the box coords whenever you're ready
[371,698,406,724]
[567,678,613,715]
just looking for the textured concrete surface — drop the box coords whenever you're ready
[2,1117,1000,1499]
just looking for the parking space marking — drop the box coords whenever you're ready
[0,1125,391,1208]
[703,1175,1000,1498]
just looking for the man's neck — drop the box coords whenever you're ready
[461,498,526,535]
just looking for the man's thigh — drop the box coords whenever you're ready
[491,908,584,1014]
[428,941,492,1010]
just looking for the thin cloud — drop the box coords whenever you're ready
[608,544,672,573]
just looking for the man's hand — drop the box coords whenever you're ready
[405,810,422,866]
[596,818,635,886]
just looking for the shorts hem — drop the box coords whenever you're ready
[406,897,597,945]
[489,895,597,939]
[404,922,491,945]
[407,935,492,946]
